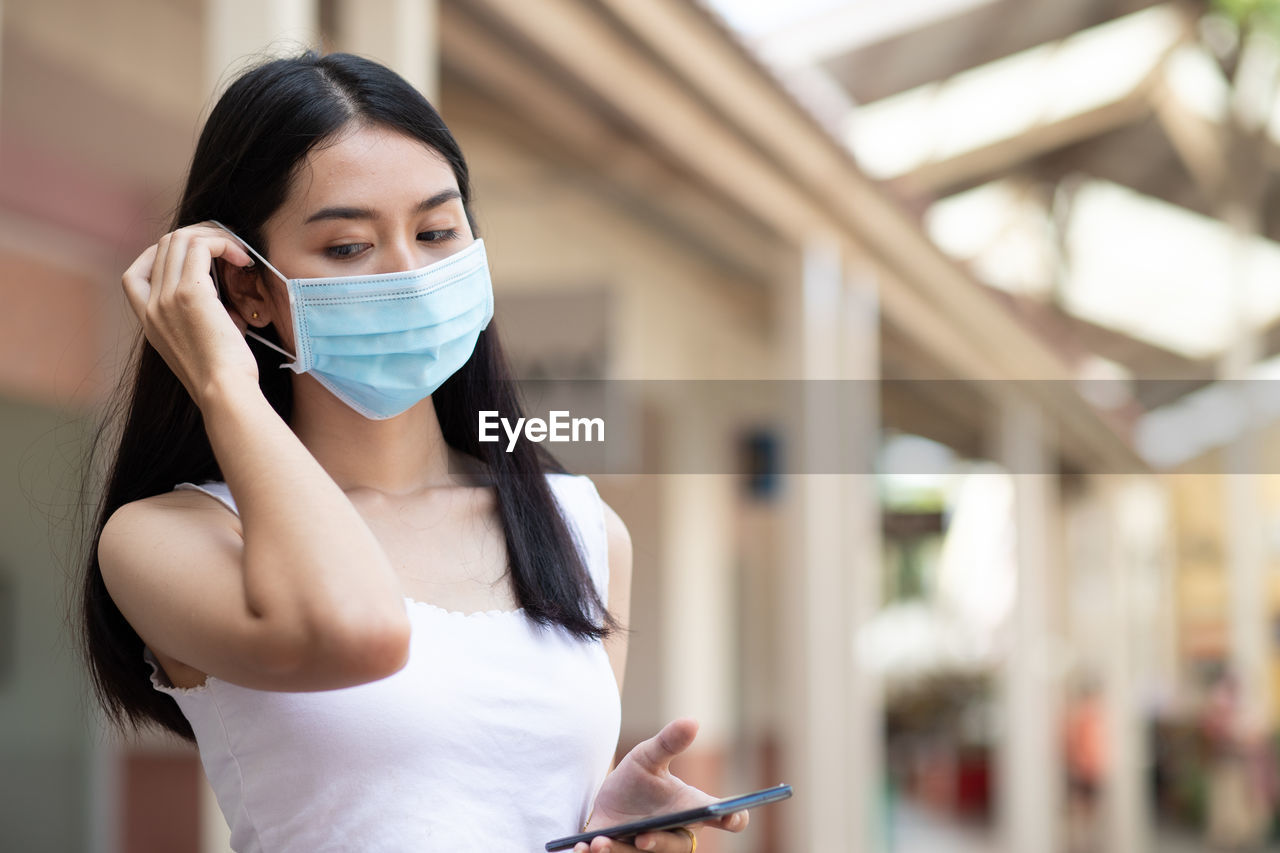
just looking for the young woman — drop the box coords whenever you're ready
[78,50,747,852]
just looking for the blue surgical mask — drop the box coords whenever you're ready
[211,221,493,419]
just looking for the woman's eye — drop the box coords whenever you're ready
[324,231,455,259]
[326,243,369,258]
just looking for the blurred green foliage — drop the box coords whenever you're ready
[1214,0,1280,34]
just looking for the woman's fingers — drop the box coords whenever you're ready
[118,223,263,403]
[631,718,699,775]
[571,809,745,853]
[712,810,748,832]
[179,238,218,305]
[121,243,159,320]
[631,827,697,851]
[184,222,255,271]
[123,226,256,327]
[623,812,745,851]
[202,226,256,270]
[152,224,257,306]
[160,228,192,302]
[150,232,171,309]
[577,827,697,852]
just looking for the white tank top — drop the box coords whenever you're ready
[142,472,620,852]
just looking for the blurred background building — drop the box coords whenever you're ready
[5,0,1280,851]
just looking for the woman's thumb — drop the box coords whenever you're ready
[634,717,699,772]
[657,717,699,759]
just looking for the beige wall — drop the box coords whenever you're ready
[3,0,204,198]
[450,108,775,384]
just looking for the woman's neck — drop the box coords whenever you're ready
[287,376,464,495]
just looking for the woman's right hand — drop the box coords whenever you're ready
[121,223,260,407]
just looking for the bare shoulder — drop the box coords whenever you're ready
[100,488,243,573]
[97,488,247,689]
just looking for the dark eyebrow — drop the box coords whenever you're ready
[303,189,463,225]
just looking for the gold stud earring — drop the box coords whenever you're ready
[252,312,259,320]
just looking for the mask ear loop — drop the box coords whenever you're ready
[244,329,299,362]
[208,220,300,366]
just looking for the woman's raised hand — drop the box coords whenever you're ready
[120,223,260,406]
[576,718,749,853]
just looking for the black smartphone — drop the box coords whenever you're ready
[544,783,792,851]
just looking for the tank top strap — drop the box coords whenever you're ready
[175,480,238,515]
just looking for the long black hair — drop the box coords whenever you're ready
[78,50,619,743]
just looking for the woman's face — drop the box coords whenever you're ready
[254,123,475,353]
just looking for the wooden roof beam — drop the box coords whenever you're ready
[894,90,1155,198]
[550,0,1146,471]
[586,0,1136,381]
[438,3,780,289]
[460,0,1145,472]
[467,0,1037,380]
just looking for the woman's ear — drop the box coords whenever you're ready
[216,258,271,327]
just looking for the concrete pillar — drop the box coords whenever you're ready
[1143,481,1179,715]
[1224,451,1270,723]
[733,479,782,840]
[1100,477,1158,853]
[659,400,737,847]
[204,0,320,96]
[845,263,885,853]
[1219,201,1270,727]
[333,0,438,102]
[995,396,1060,853]
[776,239,883,852]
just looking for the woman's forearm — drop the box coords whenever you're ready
[198,373,409,668]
